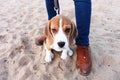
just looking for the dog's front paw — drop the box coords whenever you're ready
[51,53,54,59]
[45,51,54,62]
[61,50,67,60]
[61,55,67,60]
[68,49,73,56]
[45,56,52,62]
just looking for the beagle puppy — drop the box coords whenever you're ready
[43,15,78,62]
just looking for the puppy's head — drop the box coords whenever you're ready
[44,15,78,50]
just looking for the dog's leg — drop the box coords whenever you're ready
[45,50,54,62]
[44,45,54,62]
[61,49,68,60]
[61,48,73,60]
[68,48,73,56]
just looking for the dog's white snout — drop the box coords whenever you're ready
[57,41,65,48]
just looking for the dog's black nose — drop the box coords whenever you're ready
[58,42,65,48]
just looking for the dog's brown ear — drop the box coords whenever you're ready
[72,21,78,38]
[43,20,53,41]
[44,21,50,37]
[69,21,78,45]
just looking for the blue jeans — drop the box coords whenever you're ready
[45,0,91,46]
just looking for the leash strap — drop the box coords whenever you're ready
[54,0,59,15]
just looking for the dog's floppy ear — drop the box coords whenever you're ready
[43,20,53,41]
[44,21,49,37]
[71,21,78,38]
[69,21,78,45]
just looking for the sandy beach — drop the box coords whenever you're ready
[0,0,120,80]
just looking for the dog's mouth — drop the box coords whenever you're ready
[51,49,62,53]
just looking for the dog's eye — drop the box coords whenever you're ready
[52,29,57,33]
[65,28,70,33]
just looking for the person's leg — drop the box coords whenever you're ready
[74,0,92,76]
[74,0,91,46]
[45,0,60,20]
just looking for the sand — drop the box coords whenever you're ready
[0,0,120,80]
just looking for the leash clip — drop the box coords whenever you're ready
[54,7,59,15]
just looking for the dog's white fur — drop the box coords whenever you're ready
[44,15,77,62]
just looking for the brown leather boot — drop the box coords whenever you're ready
[77,46,92,76]
[35,36,46,45]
